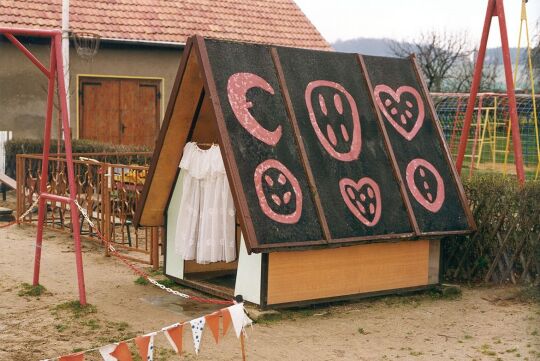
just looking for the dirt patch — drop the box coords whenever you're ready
[0,217,539,360]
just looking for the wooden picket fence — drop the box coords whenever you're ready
[441,175,539,285]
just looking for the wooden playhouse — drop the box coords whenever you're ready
[134,36,475,308]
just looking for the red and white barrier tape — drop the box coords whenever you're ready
[73,199,233,305]
[0,196,40,228]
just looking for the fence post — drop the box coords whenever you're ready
[16,155,22,220]
[151,227,159,270]
[102,163,111,257]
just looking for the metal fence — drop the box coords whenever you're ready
[432,92,539,180]
[16,152,161,267]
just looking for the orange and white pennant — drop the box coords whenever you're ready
[205,311,220,344]
[99,342,133,361]
[59,353,84,361]
[228,303,251,338]
[134,332,156,361]
[189,316,206,354]
[221,307,232,337]
[163,323,184,355]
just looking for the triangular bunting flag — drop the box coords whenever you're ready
[59,353,84,361]
[99,344,117,361]
[190,316,206,354]
[228,303,246,338]
[135,332,155,361]
[109,342,133,361]
[221,308,232,337]
[163,323,183,354]
[205,312,220,344]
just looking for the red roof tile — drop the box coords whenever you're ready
[0,0,331,50]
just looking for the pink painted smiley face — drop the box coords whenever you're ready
[305,80,361,162]
[374,85,425,141]
[254,159,303,224]
[339,177,382,227]
[227,72,283,146]
[405,158,445,213]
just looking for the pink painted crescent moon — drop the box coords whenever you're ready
[227,72,283,146]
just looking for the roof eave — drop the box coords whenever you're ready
[99,36,186,48]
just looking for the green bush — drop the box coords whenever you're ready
[441,174,540,283]
[4,139,151,178]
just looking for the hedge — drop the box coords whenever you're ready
[441,174,539,284]
[4,139,150,178]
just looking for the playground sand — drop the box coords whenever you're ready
[0,208,538,360]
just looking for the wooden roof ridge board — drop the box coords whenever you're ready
[134,35,476,254]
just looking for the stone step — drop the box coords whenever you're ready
[0,207,14,222]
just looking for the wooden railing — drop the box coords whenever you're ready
[16,152,161,267]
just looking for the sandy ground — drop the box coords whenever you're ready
[0,194,539,360]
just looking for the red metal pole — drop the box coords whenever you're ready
[4,34,50,77]
[54,33,87,305]
[456,0,495,173]
[495,0,525,184]
[33,41,57,287]
[0,27,60,37]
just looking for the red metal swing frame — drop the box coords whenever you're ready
[455,0,526,185]
[0,28,87,304]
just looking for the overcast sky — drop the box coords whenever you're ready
[295,0,540,47]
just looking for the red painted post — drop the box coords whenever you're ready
[456,0,525,184]
[54,33,87,305]
[33,41,57,287]
[456,0,495,173]
[495,0,525,184]
[4,34,50,77]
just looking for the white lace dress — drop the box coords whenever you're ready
[174,142,236,264]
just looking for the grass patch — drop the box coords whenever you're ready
[516,287,540,303]
[55,324,68,332]
[480,344,497,356]
[55,301,97,318]
[82,318,101,330]
[18,283,47,297]
[134,276,149,285]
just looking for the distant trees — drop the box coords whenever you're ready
[389,30,503,93]
[531,21,540,91]
[389,31,471,92]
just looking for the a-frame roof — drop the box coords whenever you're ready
[135,36,475,254]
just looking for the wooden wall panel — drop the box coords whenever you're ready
[138,47,204,226]
[184,260,238,274]
[267,240,430,305]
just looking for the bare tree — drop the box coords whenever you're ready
[445,52,500,93]
[390,30,471,92]
[531,20,540,91]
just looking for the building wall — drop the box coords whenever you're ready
[0,38,182,141]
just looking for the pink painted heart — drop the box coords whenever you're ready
[373,84,425,141]
[339,177,381,227]
[405,158,445,213]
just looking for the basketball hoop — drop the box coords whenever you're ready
[72,32,101,61]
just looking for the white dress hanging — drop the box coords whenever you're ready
[174,142,236,264]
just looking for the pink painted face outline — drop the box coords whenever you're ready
[339,177,382,227]
[373,84,425,141]
[405,158,445,213]
[254,159,303,224]
[227,72,283,146]
[305,80,361,162]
